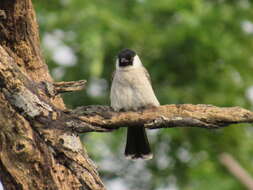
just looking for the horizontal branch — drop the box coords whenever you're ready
[66,104,253,132]
[1,45,253,134]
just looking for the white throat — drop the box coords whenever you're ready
[116,55,143,70]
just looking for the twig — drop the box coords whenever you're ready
[219,153,253,190]
[43,80,86,96]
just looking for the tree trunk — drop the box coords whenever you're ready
[0,0,105,189]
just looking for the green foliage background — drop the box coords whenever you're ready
[35,0,253,189]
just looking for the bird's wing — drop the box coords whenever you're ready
[143,67,151,84]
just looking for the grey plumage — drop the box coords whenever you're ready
[110,49,159,159]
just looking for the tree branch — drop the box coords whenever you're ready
[1,44,253,134]
[65,104,253,132]
[43,80,87,97]
[219,153,253,189]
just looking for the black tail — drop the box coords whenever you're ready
[124,126,153,160]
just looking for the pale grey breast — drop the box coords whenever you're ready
[110,67,159,111]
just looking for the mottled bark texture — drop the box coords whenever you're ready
[66,104,253,132]
[0,1,104,190]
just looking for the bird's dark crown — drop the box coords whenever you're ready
[118,49,136,67]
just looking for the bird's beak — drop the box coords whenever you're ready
[121,58,129,63]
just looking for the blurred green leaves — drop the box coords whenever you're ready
[35,0,253,189]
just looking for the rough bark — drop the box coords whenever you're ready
[0,1,104,190]
[66,104,253,132]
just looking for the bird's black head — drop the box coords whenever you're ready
[118,49,136,67]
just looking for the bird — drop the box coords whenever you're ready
[110,48,160,159]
